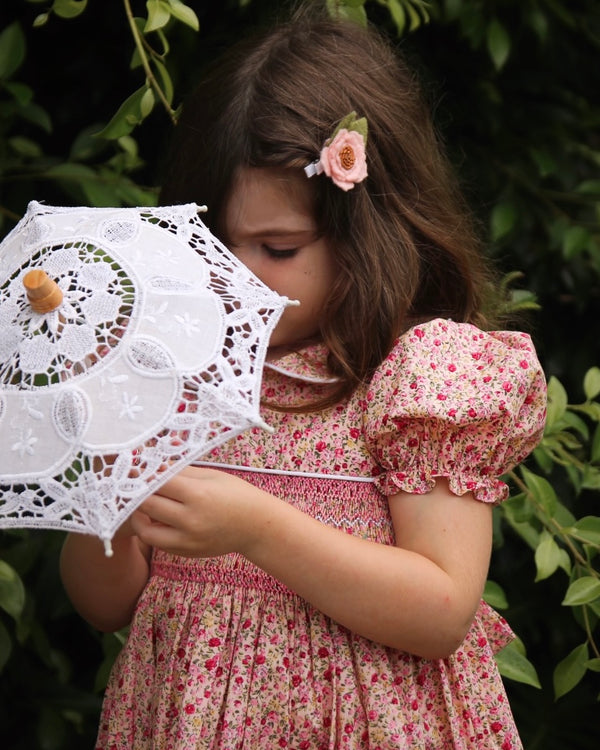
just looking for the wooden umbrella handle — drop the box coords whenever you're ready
[23,269,63,313]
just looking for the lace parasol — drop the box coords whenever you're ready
[0,201,294,554]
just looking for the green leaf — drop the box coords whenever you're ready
[114,182,158,207]
[51,0,88,19]
[116,135,139,158]
[69,124,109,161]
[19,101,53,132]
[553,431,582,451]
[562,225,591,259]
[528,9,549,42]
[95,87,149,140]
[562,576,600,606]
[530,147,557,177]
[444,0,461,21]
[0,560,26,620]
[79,173,122,208]
[576,179,600,196]
[586,658,600,672]
[503,515,540,550]
[581,465,600,490]
[0,22,26,79]
[167,0,199,31]
[387,0,407,34]
[506,288,540,312]
[145,0,171,32]
[560,409,589,440]
[330,111,368,144]
[8,136,43,158]
[45,162,98,180]
[44,162,128,206]
[405,4,421,32]
[495,640,541,688]
[5,81,34,106]
[490,201,517,242]
[553,643,589,699]
[33,12,50,28]
[575,402,600,420]
[140,87,155,119]
[534,534,564,581]
[486,18,510,70]
[532,445,554,473]
[592,424,600,463]
[327,0,367,26]
[153,59,174,106]
[553,500,576,529]
[583,367,600,401]
[584,597,600,618]
[521,466,558,517]
[502,492,534,523]
[545,376,568,432]
[483,579,508,609]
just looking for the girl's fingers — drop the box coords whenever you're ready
[130,511,184,551]
[154,471,201,501]
[137,493,184,527]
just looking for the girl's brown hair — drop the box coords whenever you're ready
[160,8,497,407]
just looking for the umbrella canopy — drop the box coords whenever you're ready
[0,201,294,554]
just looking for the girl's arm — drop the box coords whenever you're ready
[132,467,492,659]
[59,529,152,632]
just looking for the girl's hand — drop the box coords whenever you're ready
[131,467,268,558]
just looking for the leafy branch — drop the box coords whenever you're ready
[496,368,600,699]
[97,0,199,139]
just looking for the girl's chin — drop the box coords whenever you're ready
[265,345,291,363]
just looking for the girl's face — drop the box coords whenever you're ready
[223,167,336,358]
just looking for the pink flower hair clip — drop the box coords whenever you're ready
[304,111,368,191]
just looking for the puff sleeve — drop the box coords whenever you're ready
[364,318,547,503]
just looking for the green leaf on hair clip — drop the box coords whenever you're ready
[330,111,368,146]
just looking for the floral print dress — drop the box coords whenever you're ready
[96,319,547,750]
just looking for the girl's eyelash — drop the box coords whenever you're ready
[263,246,298,259]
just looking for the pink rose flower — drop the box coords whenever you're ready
[320,128,367,191]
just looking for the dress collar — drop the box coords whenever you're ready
[264,343,339,384]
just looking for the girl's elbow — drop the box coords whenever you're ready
[405,601,478,660]
[418,627,470,660]
[79,607,134,634]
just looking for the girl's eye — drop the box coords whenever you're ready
[262,245,299,260]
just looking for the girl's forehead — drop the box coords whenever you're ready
[225,167,317,235]
[231,166,311,199]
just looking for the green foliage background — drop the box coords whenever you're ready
[0,0,599,748]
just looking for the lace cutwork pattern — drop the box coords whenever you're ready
[0,201,289,550]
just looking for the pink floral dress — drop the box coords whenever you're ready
[96,319,546,750]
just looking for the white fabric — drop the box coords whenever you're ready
[0,201,290,553]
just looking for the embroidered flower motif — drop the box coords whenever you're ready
[304,111,368,191]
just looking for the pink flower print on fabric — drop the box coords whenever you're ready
[320,128,368,191]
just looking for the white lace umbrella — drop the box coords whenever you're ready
[0,201,293,554]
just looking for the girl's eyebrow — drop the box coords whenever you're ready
[238,227,319,241]
[258,228,315,238]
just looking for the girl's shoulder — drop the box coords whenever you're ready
[363,318,547,502]
[371,317,544,395]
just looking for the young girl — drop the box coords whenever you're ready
[60,7,546,749]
